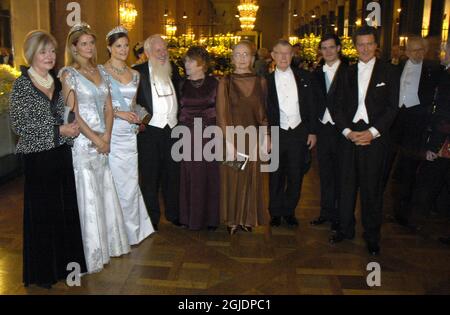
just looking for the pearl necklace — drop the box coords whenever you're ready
[28,67,54,89]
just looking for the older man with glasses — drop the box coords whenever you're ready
[387,36,442,229]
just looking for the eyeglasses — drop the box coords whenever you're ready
[153,81,174,98]
[233,52,251,59]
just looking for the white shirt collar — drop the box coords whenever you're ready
[323,59,341,73]
[406,59,423,67]
[275,66,293,75]
[358,57,376,69]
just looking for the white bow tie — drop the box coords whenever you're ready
[323,64,333,73]
[358,61,373,70]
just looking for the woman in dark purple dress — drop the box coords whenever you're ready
[178,46,220,230]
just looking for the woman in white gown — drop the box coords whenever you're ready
[59,22,130,274]
[100,26,154,245]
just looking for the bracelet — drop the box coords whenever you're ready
[113,107,120,117]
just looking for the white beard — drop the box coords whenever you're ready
[150,58,172,83]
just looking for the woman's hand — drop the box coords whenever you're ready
[59,122,80,138]
[94,139,110,155]
[116,111,141,124]
[91,132,110,155]
[96,132,111,146]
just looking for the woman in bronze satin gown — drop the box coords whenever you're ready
[216,40,270,234]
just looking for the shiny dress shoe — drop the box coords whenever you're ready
[439,236,450,245]
[284,215,299,227]
[227,226,238,235]
[207,226,218,231]
[270,216,281,227]
[153,224,159,231]
[329,231,355,244]
[367,242,380,256]
[310,216,328,226]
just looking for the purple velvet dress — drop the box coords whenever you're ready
[178,76,220,230]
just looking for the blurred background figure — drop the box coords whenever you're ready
[132,41,147,67]
[389,37,442,229]
[291,43,302,69]
[412,41,450,242]
[255,47,271,77]
[0,47,12,65]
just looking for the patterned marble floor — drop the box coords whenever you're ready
[0,159,449,295]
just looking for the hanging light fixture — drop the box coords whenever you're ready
[164,9,168,17]
[293,10,298,17]
[237,0,259,31]
[183,11,188,19]
[119,0,138,30]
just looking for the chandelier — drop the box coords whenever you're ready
[237,0,259,31]
[119,0,138,30]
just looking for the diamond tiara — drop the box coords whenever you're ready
[69,22,91,36]
[106,26,129,40]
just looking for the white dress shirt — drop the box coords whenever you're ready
[399,60,422,108]
[275,67,301,130]
[320,60,341,125]
[343,57,380,138]
[148,63,178,129]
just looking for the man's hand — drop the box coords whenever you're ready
[307,134,317,150]
[349,130,374,146]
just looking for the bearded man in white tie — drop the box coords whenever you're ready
[133,35,181,231]
[331,26,400,256]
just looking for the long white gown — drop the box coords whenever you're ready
[59,67,130,274]
[99,66,155,245]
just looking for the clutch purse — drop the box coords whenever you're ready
[222,152,249,171]
[438,138,450,159]
[63,89,76,124]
